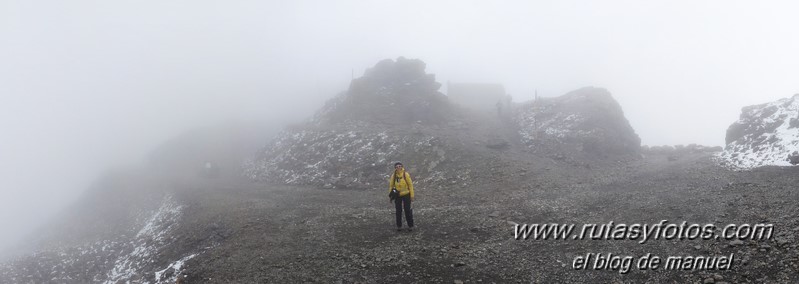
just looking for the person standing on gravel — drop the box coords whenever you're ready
[389,162,415,231]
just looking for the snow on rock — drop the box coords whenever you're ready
[243,57,466,189]
[0,194,198,284]
[154,253,197,284]
[243,123,459,189]
[514,87,640,158]
[104,194,187,284]
[718,94,799,169]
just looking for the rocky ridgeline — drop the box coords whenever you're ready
[514,87,641,160]
[718,94,799,169]
[244,59,646,188]
[243,58,467,189]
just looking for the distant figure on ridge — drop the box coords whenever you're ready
[389,162,415,231]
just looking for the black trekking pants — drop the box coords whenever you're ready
[394,195,414,228]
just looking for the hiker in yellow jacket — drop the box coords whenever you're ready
[389,162,415,231]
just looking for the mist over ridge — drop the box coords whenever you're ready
[3,1,799,282]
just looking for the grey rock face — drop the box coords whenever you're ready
[245,64,644,189]
[514,87,641,158]
[313,57,451,127]
[244,58,461,189]
[718,94,799,169]
[243,125,454,189]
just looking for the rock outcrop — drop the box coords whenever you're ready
[718,94,799,169]
[514,87,641,159]
[243,57,464,189]
[312,57,451,126]
[244,59,648,188]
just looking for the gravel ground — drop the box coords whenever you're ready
[3,114,798,283]
[3,149,797,283]
[160,148,799,284]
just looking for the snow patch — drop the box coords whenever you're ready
[718,95,799,169]
[154,253,198,283]
[104,194,184,284]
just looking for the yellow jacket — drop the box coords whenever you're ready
[388,170,414,198]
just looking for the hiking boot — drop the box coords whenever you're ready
[407,227,414,232]
[396,227,403,232]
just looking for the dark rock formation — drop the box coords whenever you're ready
[514,87,641,159]
[244,58,463,189]
[718,94,799,169]
[245,63,646,189]
[312,57,451,126]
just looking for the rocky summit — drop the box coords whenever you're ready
[718,94,799,169]
[243,58,466,189]
[314,56,451,126]
[243,59,641,190]
[514,87,641,160]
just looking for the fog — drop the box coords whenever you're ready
[2,1,798,255]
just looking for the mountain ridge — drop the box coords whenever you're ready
[6,58,798,283]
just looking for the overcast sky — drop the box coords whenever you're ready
[2,0,798,253]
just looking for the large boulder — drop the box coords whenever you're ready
[514,87,641,159]
[718,94,799,169]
